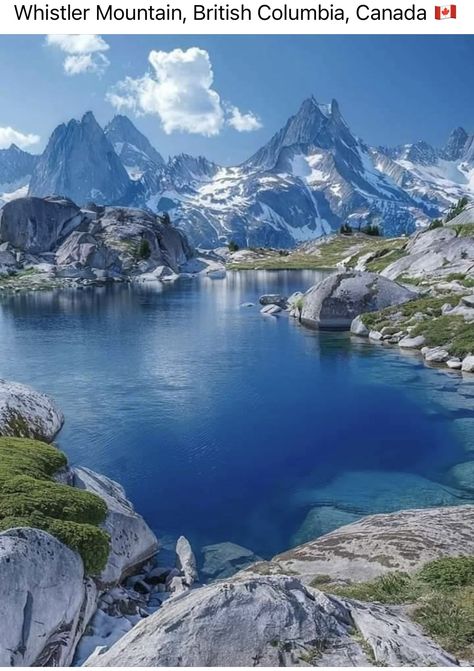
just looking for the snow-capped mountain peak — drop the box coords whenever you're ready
[6,96,474,248]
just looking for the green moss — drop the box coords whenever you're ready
[0,438,109,574]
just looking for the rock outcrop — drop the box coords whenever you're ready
[382,227,474,281]
[176,536,198,586]
[255,505,474,585]
[0,379,64,442]
[0,197,196,288]
[84,574,456,667]
[0,196,86,253]
[301,271,415,329]
[72,467,158,586]
[0,527,92,667]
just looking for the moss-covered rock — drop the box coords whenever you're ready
[0,437,109,574]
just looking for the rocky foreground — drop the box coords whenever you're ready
[0,380,473,666]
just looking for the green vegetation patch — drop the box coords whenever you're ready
[0,437,109,574]
[360,295,460,331]
[411,315,474,358]
[228,234,407,271]
[330,556,474,660]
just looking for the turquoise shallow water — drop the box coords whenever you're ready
[0,270,473,563]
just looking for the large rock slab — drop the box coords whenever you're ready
[382,227,474,281]
[96,207,193,274]
[0,527,89,667]
[55,231,121,273]
[301,271,415,329]
[0,196,86,253]
[263,505,474,585]
[84,575,456,667]
[0,379,64,442]
[72,467,158,585]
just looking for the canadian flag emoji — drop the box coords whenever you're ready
[435,4,457,19]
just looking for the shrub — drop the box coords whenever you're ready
[340,223,353,235]
[418,556,474,589]
[0,437,110,575]
[428,218,443,230]
[446,196,469,223]
[331,571,420,604]
[228,240,239,252]
[137,238,151,260]
[362,224,381,236]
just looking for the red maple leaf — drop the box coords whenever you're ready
[442,6,450,14]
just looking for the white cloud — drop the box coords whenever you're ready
[226,105,262,132]
[64,53,109,76]
[46,34,110,76]
[107,47,261,136]
[0,127,40,150]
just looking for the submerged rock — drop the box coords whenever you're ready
[201,542,262,580]
[291,506,360,547]
[0,379,64,442]
[449,461,474,492]
[260,304,282,316]
[301,271,415,329]
[259,294,288,309]
[84,574,456,667]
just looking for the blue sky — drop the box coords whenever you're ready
[0,35,472,164]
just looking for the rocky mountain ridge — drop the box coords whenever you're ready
[4,99,472,248]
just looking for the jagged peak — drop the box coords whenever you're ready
[81,110,98,125]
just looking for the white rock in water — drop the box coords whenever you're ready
[447,358,462,370]
[301,271,415,329]
[350,315,369,336]
[0,379,64,442]
[399,335,426,349]
[462,355,474,372]
[83,575,456,667]
[260,304,281,315]
[176,536,198,586]
[369,330,383,341]
[0,528,89,667]
[72,467,158,586]
[423,346,450,363]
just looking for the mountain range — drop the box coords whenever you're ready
[1,97,473,248]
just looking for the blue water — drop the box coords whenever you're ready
[0,270,473,561]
